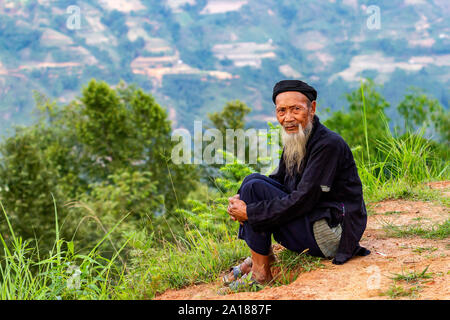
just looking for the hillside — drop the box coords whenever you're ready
[0,0,449,136]
[156,181,450,300]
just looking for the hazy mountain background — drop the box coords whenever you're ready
[0,0,449,136]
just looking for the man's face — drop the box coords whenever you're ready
[275,91,316,133]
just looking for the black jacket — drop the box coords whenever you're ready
[246,115,370,264]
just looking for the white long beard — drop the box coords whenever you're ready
[281,121,313,176]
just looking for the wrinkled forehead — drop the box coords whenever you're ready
[275,91,310,107]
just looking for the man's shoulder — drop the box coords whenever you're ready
[316,122,349,150]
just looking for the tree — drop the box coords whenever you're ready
[68,80,196,210]
[0,125,65,243]
[397,87,448,143]
[324,79,390,161]
[0,80,198,254]
[208,100,251,135]
[202,100,255,183]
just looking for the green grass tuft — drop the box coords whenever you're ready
[382,219,450,239]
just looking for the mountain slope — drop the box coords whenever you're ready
[155,181,450,300]
[0,0,449,136]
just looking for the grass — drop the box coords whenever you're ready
[0,200,129,300]
[270,249,324,287]
[390,265,433,283]
[383,283,421,299]
[221,248,324,295]
[121,228,249,299]
[382,219,450,239]
[382,266,433,299]
[0,83,448,299]
[356,90,449,203]
[0,196,249,300]
[412,246,438,254]
[381,210,405,216]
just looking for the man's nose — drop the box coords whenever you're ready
[285,109,295,121]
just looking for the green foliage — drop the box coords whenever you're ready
[272,249,323,286]
[355,126,449,204]
[382,266,434,299]
[397,88,443,133]
[374,129,443,184]
[122,229,248,299]
[324,79,391,161]
[0,126,66,243]
[84,169,163,222]
[208,100,251,133]
[390,266,433,283]
[396,88,449,157]
[0,77,449,300]
[382,219,449,240]
[216,160,255,191]
[383,283,420,299]
[0,80,197,254]
[0,200,128,300]
[323,80,449,203]
[122,161,252,299]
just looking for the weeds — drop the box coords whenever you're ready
[390,265,433,283]
[382,219,450,239]
[384,283,420,299]
[382,266,433,299]
[412,246,438,254]
[271,249,324,286]
[0,82,448,300]
[0,200,129,300]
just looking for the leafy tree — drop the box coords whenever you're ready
[0,80,198,253]
[208,100,251,134]
[200,100,254,185]
[395,88,449,162]
[434,109,450,146]
[324,79,390,161]
[397,87,448,143]
[0,125,65,243]
[66,80,197,209]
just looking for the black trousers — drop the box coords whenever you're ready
[238,173,324,257]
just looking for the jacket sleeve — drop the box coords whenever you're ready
[246,139,343,231]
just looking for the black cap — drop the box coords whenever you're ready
[272,80,317,104]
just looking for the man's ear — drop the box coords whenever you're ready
[311,100,317,117]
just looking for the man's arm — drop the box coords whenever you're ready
[246,139,342,231]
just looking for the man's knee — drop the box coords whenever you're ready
[241,173,265,187]
[239,177,268,202]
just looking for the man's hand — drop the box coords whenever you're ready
[227,194,248,225]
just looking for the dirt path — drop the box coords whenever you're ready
[156,182,450,300]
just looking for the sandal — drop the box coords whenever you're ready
[228,272,264,292]
[222,257,252,285]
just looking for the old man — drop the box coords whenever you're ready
[226,80,370,286]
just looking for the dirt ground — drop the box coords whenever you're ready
[156,181,449,300]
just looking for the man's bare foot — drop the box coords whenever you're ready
[224,248,277,284]
[248,249,276,284]
[251,256,275,284]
